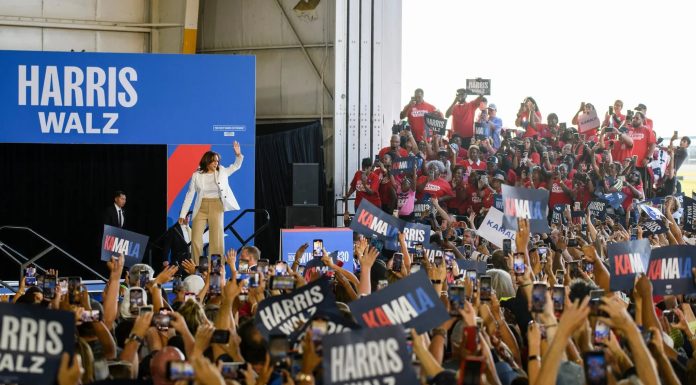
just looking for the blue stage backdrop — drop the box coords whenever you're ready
[0,50,256,255]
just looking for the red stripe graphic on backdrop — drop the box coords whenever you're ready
[167,144,211,211]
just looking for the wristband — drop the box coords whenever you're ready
[528,355,541,362]
[432,328,447,338]
[430,279,442,284]
[127,334,144,344]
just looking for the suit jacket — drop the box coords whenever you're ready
[162,224,192,264]
[179,155,244,219]
[104,205,126,228]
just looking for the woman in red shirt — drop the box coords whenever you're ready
[515,97,543,137]
[621,170,644,212]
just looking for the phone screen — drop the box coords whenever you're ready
[311,319,328,342]
[552,285,565,312]
[433,255,443,267]
[313,239,324,258]
[43,275,57,299]
[584,351,608,385]
[211,329,230,344]
[275,262,288,275]
[594,321,610,346]
[129,288,144,313]
[466,270,477,288]
[392,253,403,272]
[448,286,466,315]
[198,256,209,272]
[168,361,194,381]
[513,255,525,274]
[258,259,270,274]
[479,276,491,301]
[531,283,547,313]
[211,254,221,273]
[221,362,244,380]
[271,276,295,290]
[503,239,512,255]
[209,273,222,294]
[268,336,289,361]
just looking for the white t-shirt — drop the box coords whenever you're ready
[201,173,220,198]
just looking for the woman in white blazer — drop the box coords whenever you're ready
[178,141,244,262]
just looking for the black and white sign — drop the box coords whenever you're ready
[466,78,491,95]
[424,113,447,137]
[0,304,75,384]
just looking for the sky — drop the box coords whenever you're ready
[402,0,696,140]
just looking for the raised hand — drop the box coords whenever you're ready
[233,141,242,157]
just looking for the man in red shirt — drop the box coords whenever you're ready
[416,160,454,203]
[629,111,656,198]
[378,134,409,159]
[548,165,574,210]
[343,158,381,221]
[634,103,653,131]
[602,99,626,129]
[445,89,487,148]
[400,88,438,142]
[457,145,487,177]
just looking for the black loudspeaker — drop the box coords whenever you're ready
[293,163,319,205]
[286,206,323,227]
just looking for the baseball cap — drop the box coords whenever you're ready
[469,144,480,152]
[635,103,647,110]
[487,156,498,164]
[488,103,497,111]
[183,275,205,295]
[494,173,506,182]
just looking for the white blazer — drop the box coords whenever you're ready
[179,155,244,219]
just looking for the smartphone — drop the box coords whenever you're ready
[68,276,82,305]
[590,289,606,316]
[167,361,194,381]
[211,329,231,344]
[479,275,492,302]
[392,253,404,272]
[461,356,484,385]
[583,260,594,274]
[448,286,466,315]
[152,311,171,331]
[313,239,324,258]
[466,270,478,290]
[209,273,222,295]
[129,287,145,315]
[594,320,610,346]
[43,274,57,299]
[377,279,389,290]
[559,122,567,130]
[552,285,565,313]
[275,261,288,275]
[248,273,260,288]
[434,255,443,267]
[270,275,295,290]
[513,254,525,275]
[664,310,677,324]
[221,362,245,380]
[297,265,306,276]
[58,277,68,295]
[211,254,222,273]
[257,258,270,274]
[311,318,328,346]
[268,335,290,362]
[567,238,578,248]
[463,326,479,353]
[463,244,472,257]
[238,260,250,274]
[198,255,209,273]
[630,227,638,240]
[568,261,580,278]
[139,305,153,314]
[80,309,102,323]
[184,292,197,302]
[172,275,183,291]
[531,282,547,313]
[24,266,37,286]
[503,239,512,255]
[583,351,608,385]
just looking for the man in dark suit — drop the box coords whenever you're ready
[162,212,192,265]
[104,190,127,229]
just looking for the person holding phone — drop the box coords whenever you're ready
[178,141,244,263]
[400,88,438,142]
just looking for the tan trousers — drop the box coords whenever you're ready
[191,198,224,264]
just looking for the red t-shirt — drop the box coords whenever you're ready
[449,183,468,215]
[457,158,487,175]
[416,176,455,201]
[604,136,633,163]
[451,100,481,139]
[378,146,408,159]
[530,123,554,140]
[629,126,656,163]
[603,112,626,128]
[481,188,496,209]
[407,102,437,142]
[622,182,643,211]
[548,179,573,208]
[350,170,381,208]
[519,111,543,137]
[465,183,484,213]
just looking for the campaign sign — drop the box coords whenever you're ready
[493,194,504,212]
[646,245,696,295]
[350,200,402,241]
[466,78,491,95]
[588,199,608,221]
[348,270,448,333]
[608,239,651,291]
[385,222,430,251]
[551,204,567,226]
[456,259,488,274]
[424,113,447,136]
[641,220,667,235]
[255,276,340,338]
[603,192,626,210]
[391,156,421,175]
[476,208,517,251]
[501,185,550,233]
[640,204,664,220]
[578,110,600,133]
[101,224,149,267]
[281,228,354,272]
[322,325,419,385]
[0,303,75,384]
[683,196,696,232]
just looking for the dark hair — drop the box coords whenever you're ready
[113,190,126,199]
[683,136,692,146]
[525,97,539,111]
[568,278,598,303]
[198,151,221,172]
[361,157,373,169]
[480,96,488,103]
[415,88,424,94]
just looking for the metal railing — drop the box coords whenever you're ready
[224,209,271,251]
[0,226,108,284]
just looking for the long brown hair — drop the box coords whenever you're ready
[198,151,221,173]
